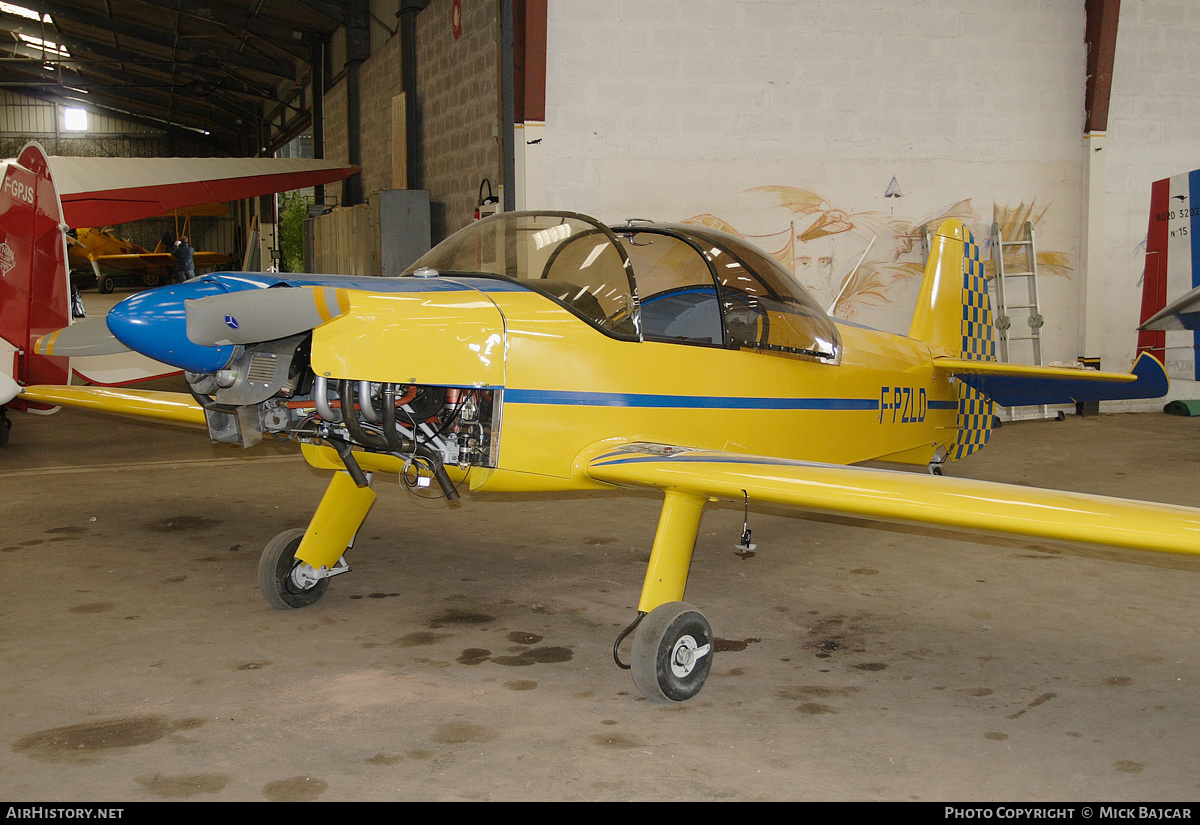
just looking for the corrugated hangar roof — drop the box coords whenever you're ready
[0,1,347,154]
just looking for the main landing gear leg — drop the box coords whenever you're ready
[259,469,376,609]
[927,446,948,476]
[617,490,715,703]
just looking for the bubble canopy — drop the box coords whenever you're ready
[405,211,840,363]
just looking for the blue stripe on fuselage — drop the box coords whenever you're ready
[505,388,879,411]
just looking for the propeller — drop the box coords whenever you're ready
[34,319,132,357]
[184,285,351,347]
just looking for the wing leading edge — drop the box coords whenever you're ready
[586,443,1200,557]
[17,385,204,426]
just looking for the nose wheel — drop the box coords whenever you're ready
[630,602,714,702]
[259,528,330,609]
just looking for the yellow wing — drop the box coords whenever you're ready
[91,251,232,272]
[19,385,204,426]
[88,252,174,273]
[586,443,1200,557]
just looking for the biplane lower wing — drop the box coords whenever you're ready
[933,351,1167,407]
[586,442,1200,558]
[85,251,231,274]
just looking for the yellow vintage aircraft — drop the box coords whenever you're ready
[12,209,1200,703]
[68,226,233,293]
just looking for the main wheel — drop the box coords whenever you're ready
[96,273,115,294]
[630,601,714,703]
[259,528,329,609]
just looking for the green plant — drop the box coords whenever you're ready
[278,190,310,273]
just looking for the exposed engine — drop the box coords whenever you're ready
[184,334,499,499]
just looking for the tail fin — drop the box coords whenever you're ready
[1137,169,1200,379]
[909,219,995,461]
[0,141,71,410]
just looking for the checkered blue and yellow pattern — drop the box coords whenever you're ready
[952,230,995,461]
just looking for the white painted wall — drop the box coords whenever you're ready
[543,0,1089,353]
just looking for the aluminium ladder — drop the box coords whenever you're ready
[991,220,1058,421]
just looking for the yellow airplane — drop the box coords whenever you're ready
[12,209,1200,703]
[67,226,232,293]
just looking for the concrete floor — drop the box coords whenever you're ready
[2,295,1198,801]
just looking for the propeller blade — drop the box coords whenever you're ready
[34,320,132,357]
[184,286,351,347]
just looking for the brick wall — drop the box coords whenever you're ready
[359,33,403,200]
[323,78,349,196]
[322,0,501,242]
[415,0,502,240]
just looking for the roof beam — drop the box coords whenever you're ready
[1,21,279,108]
[1,82,240,151]
[296,0,348,25]
[31,0,296,80]
[0,56,250,136]
[1084,0,1120,133]
[124,0,325,62]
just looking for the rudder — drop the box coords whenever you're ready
[0,141,71,411]
[909,219,996,461]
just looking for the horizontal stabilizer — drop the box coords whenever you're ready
[933,352,1167,407]
[185,286,351,346]
[587,443,1200,557]
[1139,283,1200,331]
[20,385,205,426]
[35,320,132,357]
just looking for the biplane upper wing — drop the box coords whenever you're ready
[86,251,232,273]
[48,155,360,228]
[932,351,1167,407]
[586,443,1200,557]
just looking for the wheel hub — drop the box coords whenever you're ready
[288,561,323,590]
[670,634,711,678]
[288,556,351,591]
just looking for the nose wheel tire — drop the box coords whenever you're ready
[259,528,329,609]
[630,601,714,703]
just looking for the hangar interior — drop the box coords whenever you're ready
[1,0,1199,803]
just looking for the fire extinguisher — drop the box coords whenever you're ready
[474,179,500,220]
